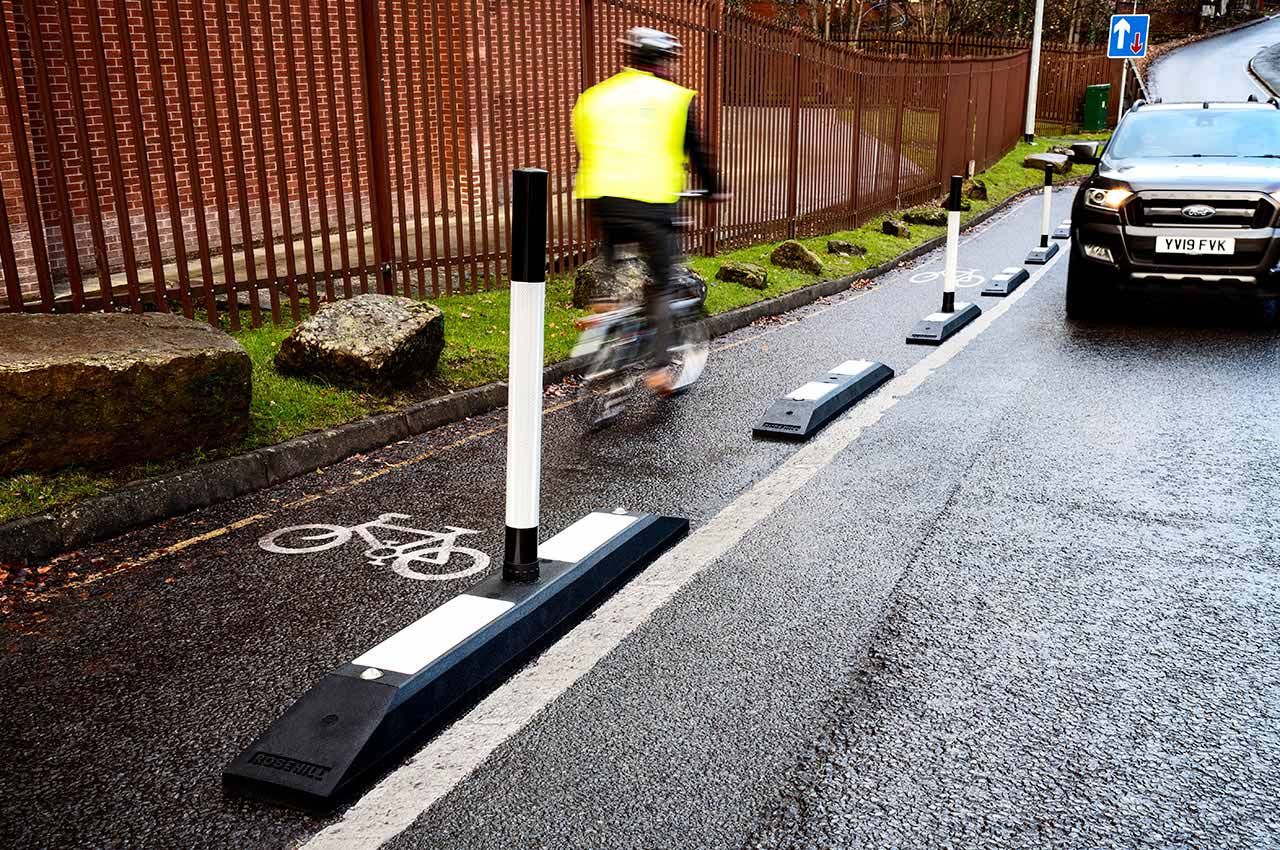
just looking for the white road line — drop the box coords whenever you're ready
[301,227,1068,850]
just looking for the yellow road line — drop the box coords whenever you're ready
[27,513,272,602]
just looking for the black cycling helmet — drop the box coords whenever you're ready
[622,27,682,66]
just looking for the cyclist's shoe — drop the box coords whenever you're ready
[643,366,676,396]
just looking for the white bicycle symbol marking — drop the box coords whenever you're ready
[258,513,490,582]
[909,268,986,288]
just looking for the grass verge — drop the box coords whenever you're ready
[0,134,1106,527]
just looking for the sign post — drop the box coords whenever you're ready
[1108,14,1150,116]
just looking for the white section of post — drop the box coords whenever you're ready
[505,280,545,530]
[504,168,548,583]
[1040,167,1054,248]
[942,175,962,313]
[1024,0,1046,141]
[942,213,960,311]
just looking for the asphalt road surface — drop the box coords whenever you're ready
[1149,15,1280,101]
[4,182,1280,849]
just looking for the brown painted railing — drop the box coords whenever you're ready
[0,1,1106,326]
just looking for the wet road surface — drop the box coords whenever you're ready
[1149,16,1280,101]
[4,186,1280,849]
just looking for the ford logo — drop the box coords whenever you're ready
[1182,204,1216,219]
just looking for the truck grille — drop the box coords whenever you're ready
[1125,191,1276,229]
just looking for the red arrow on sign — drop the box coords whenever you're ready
[1131,31,1143,54]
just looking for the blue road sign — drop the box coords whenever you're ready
[1108,14,1150,59]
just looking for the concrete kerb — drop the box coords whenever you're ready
[0,180,1067,566]
[1247,41,1280,97]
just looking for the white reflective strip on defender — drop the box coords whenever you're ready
[923,304,970,322]
[538,512,639,564]
[829,359,873,377]
[353,595,515,676]
[788,382,838,402]
[1041,185,1053,235]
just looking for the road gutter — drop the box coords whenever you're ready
[0,182,1066,566]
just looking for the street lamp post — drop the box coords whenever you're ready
[1024,0,1047,142]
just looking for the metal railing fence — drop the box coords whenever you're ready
[0,0,1108,325]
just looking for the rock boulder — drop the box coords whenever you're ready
[883,218,911,238]
[275,294,444,389]
[0,312,251,475]
[770,240,824,275]
[827,239,866,257]
[1023,152,1072,175]
[572,254,707,310]
[935,195,972,212]
[964,177,988,201]
[716,261,769,290]
[904,206,948,226]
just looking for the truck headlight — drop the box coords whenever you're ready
[1084,187,1132,211]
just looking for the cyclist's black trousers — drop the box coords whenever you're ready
[590,196,677,370]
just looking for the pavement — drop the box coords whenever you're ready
[1250,40,1280,96]
[1148,15,1280,101]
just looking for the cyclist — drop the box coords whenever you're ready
[572,26,725,394]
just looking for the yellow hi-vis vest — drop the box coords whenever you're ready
[573,68,696,205]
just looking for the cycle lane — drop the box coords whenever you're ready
[0,190,1076,849]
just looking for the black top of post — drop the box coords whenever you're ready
[1044,164,1054,187]
[511,168,548,284]
[948,175,964,212]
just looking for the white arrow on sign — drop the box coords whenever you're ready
[1113,17,1131,51]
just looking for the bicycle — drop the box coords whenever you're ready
[572,191,712,430]
[258,513,490,582]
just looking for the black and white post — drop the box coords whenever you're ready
[907,175,981,345]
[941,174,962,313]
[504,168,548,583]
[1024,0,1046,142]
[222,168,689,811]
[1025,165,1060,264]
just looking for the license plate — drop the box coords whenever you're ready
[1156,236,1235,255]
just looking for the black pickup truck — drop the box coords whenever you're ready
[1068,99,1280,322]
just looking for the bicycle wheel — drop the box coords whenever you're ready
[258,524,352,554]
[667,320,709,392]
[391,546,491,582]
[577,332,636,430]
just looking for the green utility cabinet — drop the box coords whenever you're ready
[1083,84,1110,131]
